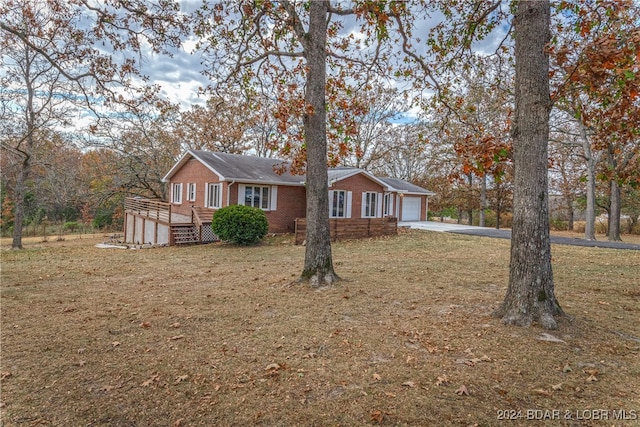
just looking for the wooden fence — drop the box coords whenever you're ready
[294,217,397,245]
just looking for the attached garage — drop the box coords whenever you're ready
[401,196,422,221]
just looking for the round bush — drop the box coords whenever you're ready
[211,205,268,245]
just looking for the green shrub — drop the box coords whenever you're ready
[64,221,79,232]
[211,205,268,245]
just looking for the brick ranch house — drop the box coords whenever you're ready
[124,150,434,245]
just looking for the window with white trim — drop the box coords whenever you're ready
[187,183,196,202]
[244,185,270,209]
[330,190,347,218]
[383,193,393,216]
[362,192,378,218]
[206,183,222,208]
[171,183,183,204]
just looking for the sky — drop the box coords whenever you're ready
[134,2,511,116]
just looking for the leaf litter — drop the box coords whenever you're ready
[1,232,639,426]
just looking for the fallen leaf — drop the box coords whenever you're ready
[371,409,384,424]
[174,375,189,384]
[436,375,449,386]
[141,374,159,387]
[537,333,566,344]
[265,363,281,371]
[373,373,382,381]
[455,385,469,396]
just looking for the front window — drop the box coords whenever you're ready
[330,190,346,218]
[187,183,196,202]
[383,193,392,216]
[363,192,377,218]
[172,183,182,204]
[244,186,270,209]
[206,183,222,208]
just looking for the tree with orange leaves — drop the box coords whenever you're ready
[552,0,640,241]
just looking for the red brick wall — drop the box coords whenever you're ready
[329,174,385,219]
[168,158,306,233]
[169,159,223,218]
[168,159,428,233]
[265,186,306,233]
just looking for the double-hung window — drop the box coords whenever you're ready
[244,186,270,209]
[172,183,182,204]
[206,183,222,208]
[330,190,347,218]
[329,190,352,218]
[362,192,378,218]
[187,183,196,202]
[383,193,393,217]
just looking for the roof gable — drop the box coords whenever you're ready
[328,167,390,189]
[377,177,436,196]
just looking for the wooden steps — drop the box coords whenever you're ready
[192,206,215,224]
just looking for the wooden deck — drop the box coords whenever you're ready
[124,198,215,245]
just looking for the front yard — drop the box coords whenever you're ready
[1,230,638,426]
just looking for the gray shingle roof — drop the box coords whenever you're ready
[163,150,306,186]
[192,151,306,185]
[163,150,434,196]
[377,177,436,195]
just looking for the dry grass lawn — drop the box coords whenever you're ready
[1,230,639,426]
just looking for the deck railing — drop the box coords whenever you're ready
[124,198,172,224]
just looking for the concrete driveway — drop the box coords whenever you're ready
[399,221,640,251]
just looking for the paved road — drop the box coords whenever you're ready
[399,221,640,251]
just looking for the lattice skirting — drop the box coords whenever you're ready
[200,223,218,243]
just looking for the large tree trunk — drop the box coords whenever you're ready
[479,174,486,227]
[495,182,502,230]
[608,179,622,241]
[566,199,574,231]
[11,158,29,249]
[467,173,473,225]
[579,121,598,240]
[494,0,563,330]
[606,144,622,241]
[299,0,339,287]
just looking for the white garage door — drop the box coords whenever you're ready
[401,197,421,221]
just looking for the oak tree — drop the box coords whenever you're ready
[0,0,187,248]
[193,1,399,286]
[493,0,563,329]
